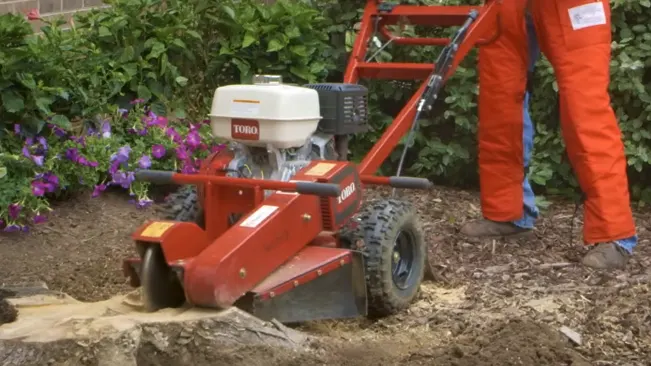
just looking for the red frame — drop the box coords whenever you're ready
[123,0,501,312]
[345,0,501,175]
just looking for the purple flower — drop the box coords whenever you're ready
[22,146,31,159]
[92,184,107,198]
[138,128,148,136]
[180,162,196,174]
[50,125,66,138]
[185,130,201,149]
[112,171,135,189]
[175,146,188,160]
[64,148,80,161]
[109,160,121,174]
[71,135,86,146]
[144,111,167,128]
[211,144,226,153]
[136,198,153,208]
[3,225,21,233]
[100,120,111,138]
[152,144,166,159]
[31,181,45,196]
[0,219,5,229]
[8,204,21,220]
[33,214,47,224]
[115,145,131,163]
[32,155,44,166]
[45,173,59,186]
[138,155,152,169]
[165,127,182,143]
[13,124,20,134]
[37,136,47,150]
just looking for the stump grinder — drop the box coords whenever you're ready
[122,0,500,323]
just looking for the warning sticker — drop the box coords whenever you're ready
[231,99,260,116]
[305,162,336,176]
[240,205,279,228]
[141,222,175,238]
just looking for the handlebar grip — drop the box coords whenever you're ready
[388,177,433,190]
[135,170,174,184]
[295,181,341,197]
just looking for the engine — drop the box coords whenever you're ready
[208,75,368,188]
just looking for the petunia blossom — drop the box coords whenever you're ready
[152,144,166,159]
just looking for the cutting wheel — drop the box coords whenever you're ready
[141,245,186,312]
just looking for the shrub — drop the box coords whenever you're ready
[1,0,650,231]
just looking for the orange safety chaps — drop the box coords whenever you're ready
[477,0,636,243]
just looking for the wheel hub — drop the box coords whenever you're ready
[391,230,416,290]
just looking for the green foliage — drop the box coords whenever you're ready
[0,14,73,135]
[1,0,651,231]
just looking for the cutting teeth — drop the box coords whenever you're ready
[140,245,185,312]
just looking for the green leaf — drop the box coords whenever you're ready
[267,39,285,52]
[50,115,71,129]
[175,76,188,86]
[137,85,152,100]
[222,5,236,19]
[284,25,301,39]
[120,46,135,62]
[289,65,312,81]
[186,30,201,40]
[150,101,167,116]
[1,90,24,113]
[35,96,54,115]
[174,107,186,119]
[289,45,308,57]
[98,26,111,37]
[242,33,256,48]
[17,73,36,90]
[147,41,166,59]
[0,166,6,179]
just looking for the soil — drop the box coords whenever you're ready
[1,186,650,365]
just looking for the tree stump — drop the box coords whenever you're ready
[0,288,310,366]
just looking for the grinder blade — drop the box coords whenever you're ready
[141,245,185,312]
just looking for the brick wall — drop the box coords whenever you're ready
[0,0,107,29]
[1,0,279,30]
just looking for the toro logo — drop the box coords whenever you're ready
[231,118,259,140]
[337,181,357,205]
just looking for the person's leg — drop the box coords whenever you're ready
[512,12,541,229]
[532,0,637,269]
[460,0,534,238]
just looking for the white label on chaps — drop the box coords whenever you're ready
[568,2,606,30]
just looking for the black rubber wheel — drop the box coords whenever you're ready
[350,199,427,318]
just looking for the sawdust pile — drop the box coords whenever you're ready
[0,290,17,325]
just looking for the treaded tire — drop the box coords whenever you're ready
[163,185,205,228]
[355,199,427,318]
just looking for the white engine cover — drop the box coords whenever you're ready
[208,83,322,148]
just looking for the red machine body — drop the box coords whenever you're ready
[122,0,501,323]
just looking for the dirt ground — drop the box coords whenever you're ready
[1,186,650,365]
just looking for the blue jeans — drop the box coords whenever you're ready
[511,14,637,253]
